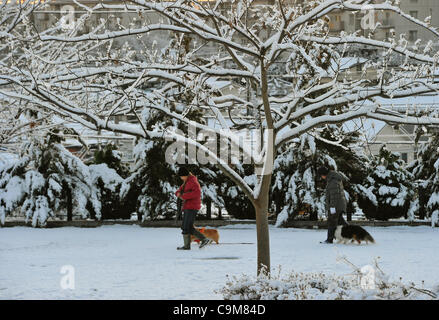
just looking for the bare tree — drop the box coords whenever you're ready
[2,0,439,274]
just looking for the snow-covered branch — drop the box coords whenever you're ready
[2,2,439,271]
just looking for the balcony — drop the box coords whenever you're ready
[329,21,345,32]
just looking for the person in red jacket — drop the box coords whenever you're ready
[175,167,211,250]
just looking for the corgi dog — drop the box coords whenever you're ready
[335,225,375,244]
[191,227,220,244]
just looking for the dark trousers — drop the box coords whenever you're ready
[181,209,196,234]
[181,209,206,241]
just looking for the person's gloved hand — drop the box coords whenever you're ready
[330,207,336,214]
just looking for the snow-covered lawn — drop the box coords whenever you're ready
[1,224,438,299]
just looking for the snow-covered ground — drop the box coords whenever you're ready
[1,224,438,300]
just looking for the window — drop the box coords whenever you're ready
[383,12,392,26]
[408,30,418,42]
[409,11,418,19]
[401,153,408,163]
[349,13,354,25]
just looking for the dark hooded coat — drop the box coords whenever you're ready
[325,170,347,226]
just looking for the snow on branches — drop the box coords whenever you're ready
[1,0,438,203]
[0,132,103,227]
[408,133,439,226]
[358,145,413,220]
[219,256,439,300]
[2,0,439,272]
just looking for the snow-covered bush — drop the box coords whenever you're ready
[0,132,102,226]
[219,257,438,300]
[0,157,29,225]
[221,163,256,219]
[357,146,414,221]
[122,137,226,221]
[121,138,176,221]
[199,166,225,218]
[408,133,439,225]
[272,134,324,226]
[272,126,369,227]
[87,143,130,219]
[92,143,130,178]
[88,163,125,220]
[121,106,227,221]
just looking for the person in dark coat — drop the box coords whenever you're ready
[175,167,211,250]
[318,166,348,244]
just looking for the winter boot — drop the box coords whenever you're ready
[320,227,336,244]
[192,228,212,249]
[199,238,212,249]
[177,234,191,250]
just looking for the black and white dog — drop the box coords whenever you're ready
[334,225,375,244]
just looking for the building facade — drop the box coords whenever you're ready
[328,0,439,45]
[367,124,429,163]
[27,0,439,164]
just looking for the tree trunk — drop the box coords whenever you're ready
[66,188,73,222]
[206,198,212,219]
[254,200,270,275]
[253,173,272,275]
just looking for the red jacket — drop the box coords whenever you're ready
[175,175,202,211]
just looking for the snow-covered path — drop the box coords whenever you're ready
[1,224,438,299]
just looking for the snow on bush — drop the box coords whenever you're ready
[272,126,369,226]
[275,206,289,228]
[431,210,439,227]
[357,146,414,220]
[0,132,125,226]
[89,164,123,193]
[0,157,29,224]
[407,198,419,222]
[272,134,325,225]
[219,257,438,300]
[407,133,439,222]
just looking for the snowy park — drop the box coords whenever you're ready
[3,0,439,303]
[1,224,438,299]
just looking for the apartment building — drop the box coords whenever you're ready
[27,1,439,164]
[328,0,439,45]
[32,0,175,52]
[32,1,439,53]
[367,124,426,163]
